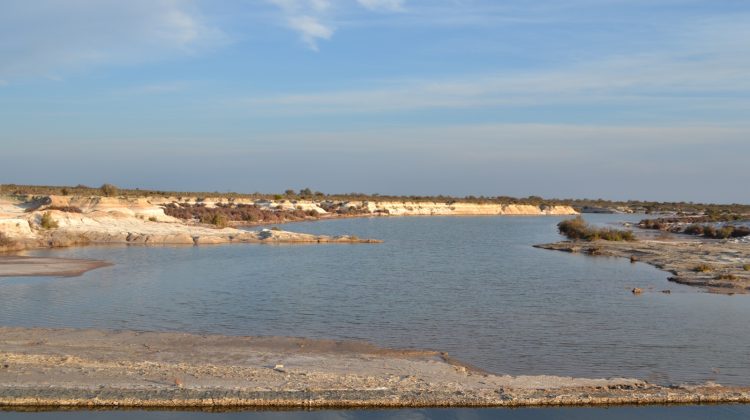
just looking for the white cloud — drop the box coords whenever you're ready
[266,0,405,50]
[0,0,224,81]
[266,0,335,50]
[288,15,334,50]
[357,0,406,12]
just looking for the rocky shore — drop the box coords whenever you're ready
[535,235,750,294]
[1,327,748,408]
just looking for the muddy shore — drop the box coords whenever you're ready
[534,235,750,294]
[1,327,749,408]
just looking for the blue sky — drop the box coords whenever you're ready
[1,0,748,202]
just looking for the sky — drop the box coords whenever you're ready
[1,0,748,203]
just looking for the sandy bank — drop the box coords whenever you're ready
[0,256,111,277]
[0,195,380,252]
[535,235,750,294]
[0,327,748,408]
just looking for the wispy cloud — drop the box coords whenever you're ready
[239,17,750,121]
[0,0,225,81]
[266,0,335,50]
[288,15,334,50]
[265,0,406,50]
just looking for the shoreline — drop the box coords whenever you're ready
[1,327,749,408]
[534,234,750,294]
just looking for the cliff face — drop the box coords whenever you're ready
[40,196,578,217]
[0,196,373,251]
[0,194,575,251]
[353,201,577,216]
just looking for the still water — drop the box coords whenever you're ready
[1,215,749,385]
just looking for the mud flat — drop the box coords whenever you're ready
[0,256,111,277]
[0,327,748,408]
[535,236,750,294]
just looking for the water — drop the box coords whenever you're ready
[1,214,749,386]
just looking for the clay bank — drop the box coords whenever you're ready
[1,327,748,408]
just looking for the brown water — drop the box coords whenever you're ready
[1,214,749,385]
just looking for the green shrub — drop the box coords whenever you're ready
[557,216,635,242]
[148,216,158,222]
[40,212,59,229]
[743,264,750,271]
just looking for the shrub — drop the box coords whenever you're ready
[684,224,704,235]
[100,183,119,197]
[702,225,717,238]
[693,263,713,273]
[40,212,59,229]
[557,216,635,241]
[743,264,750,271]
[716,273,738,281]
[200,213,228,228]
[148,216,158,222]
